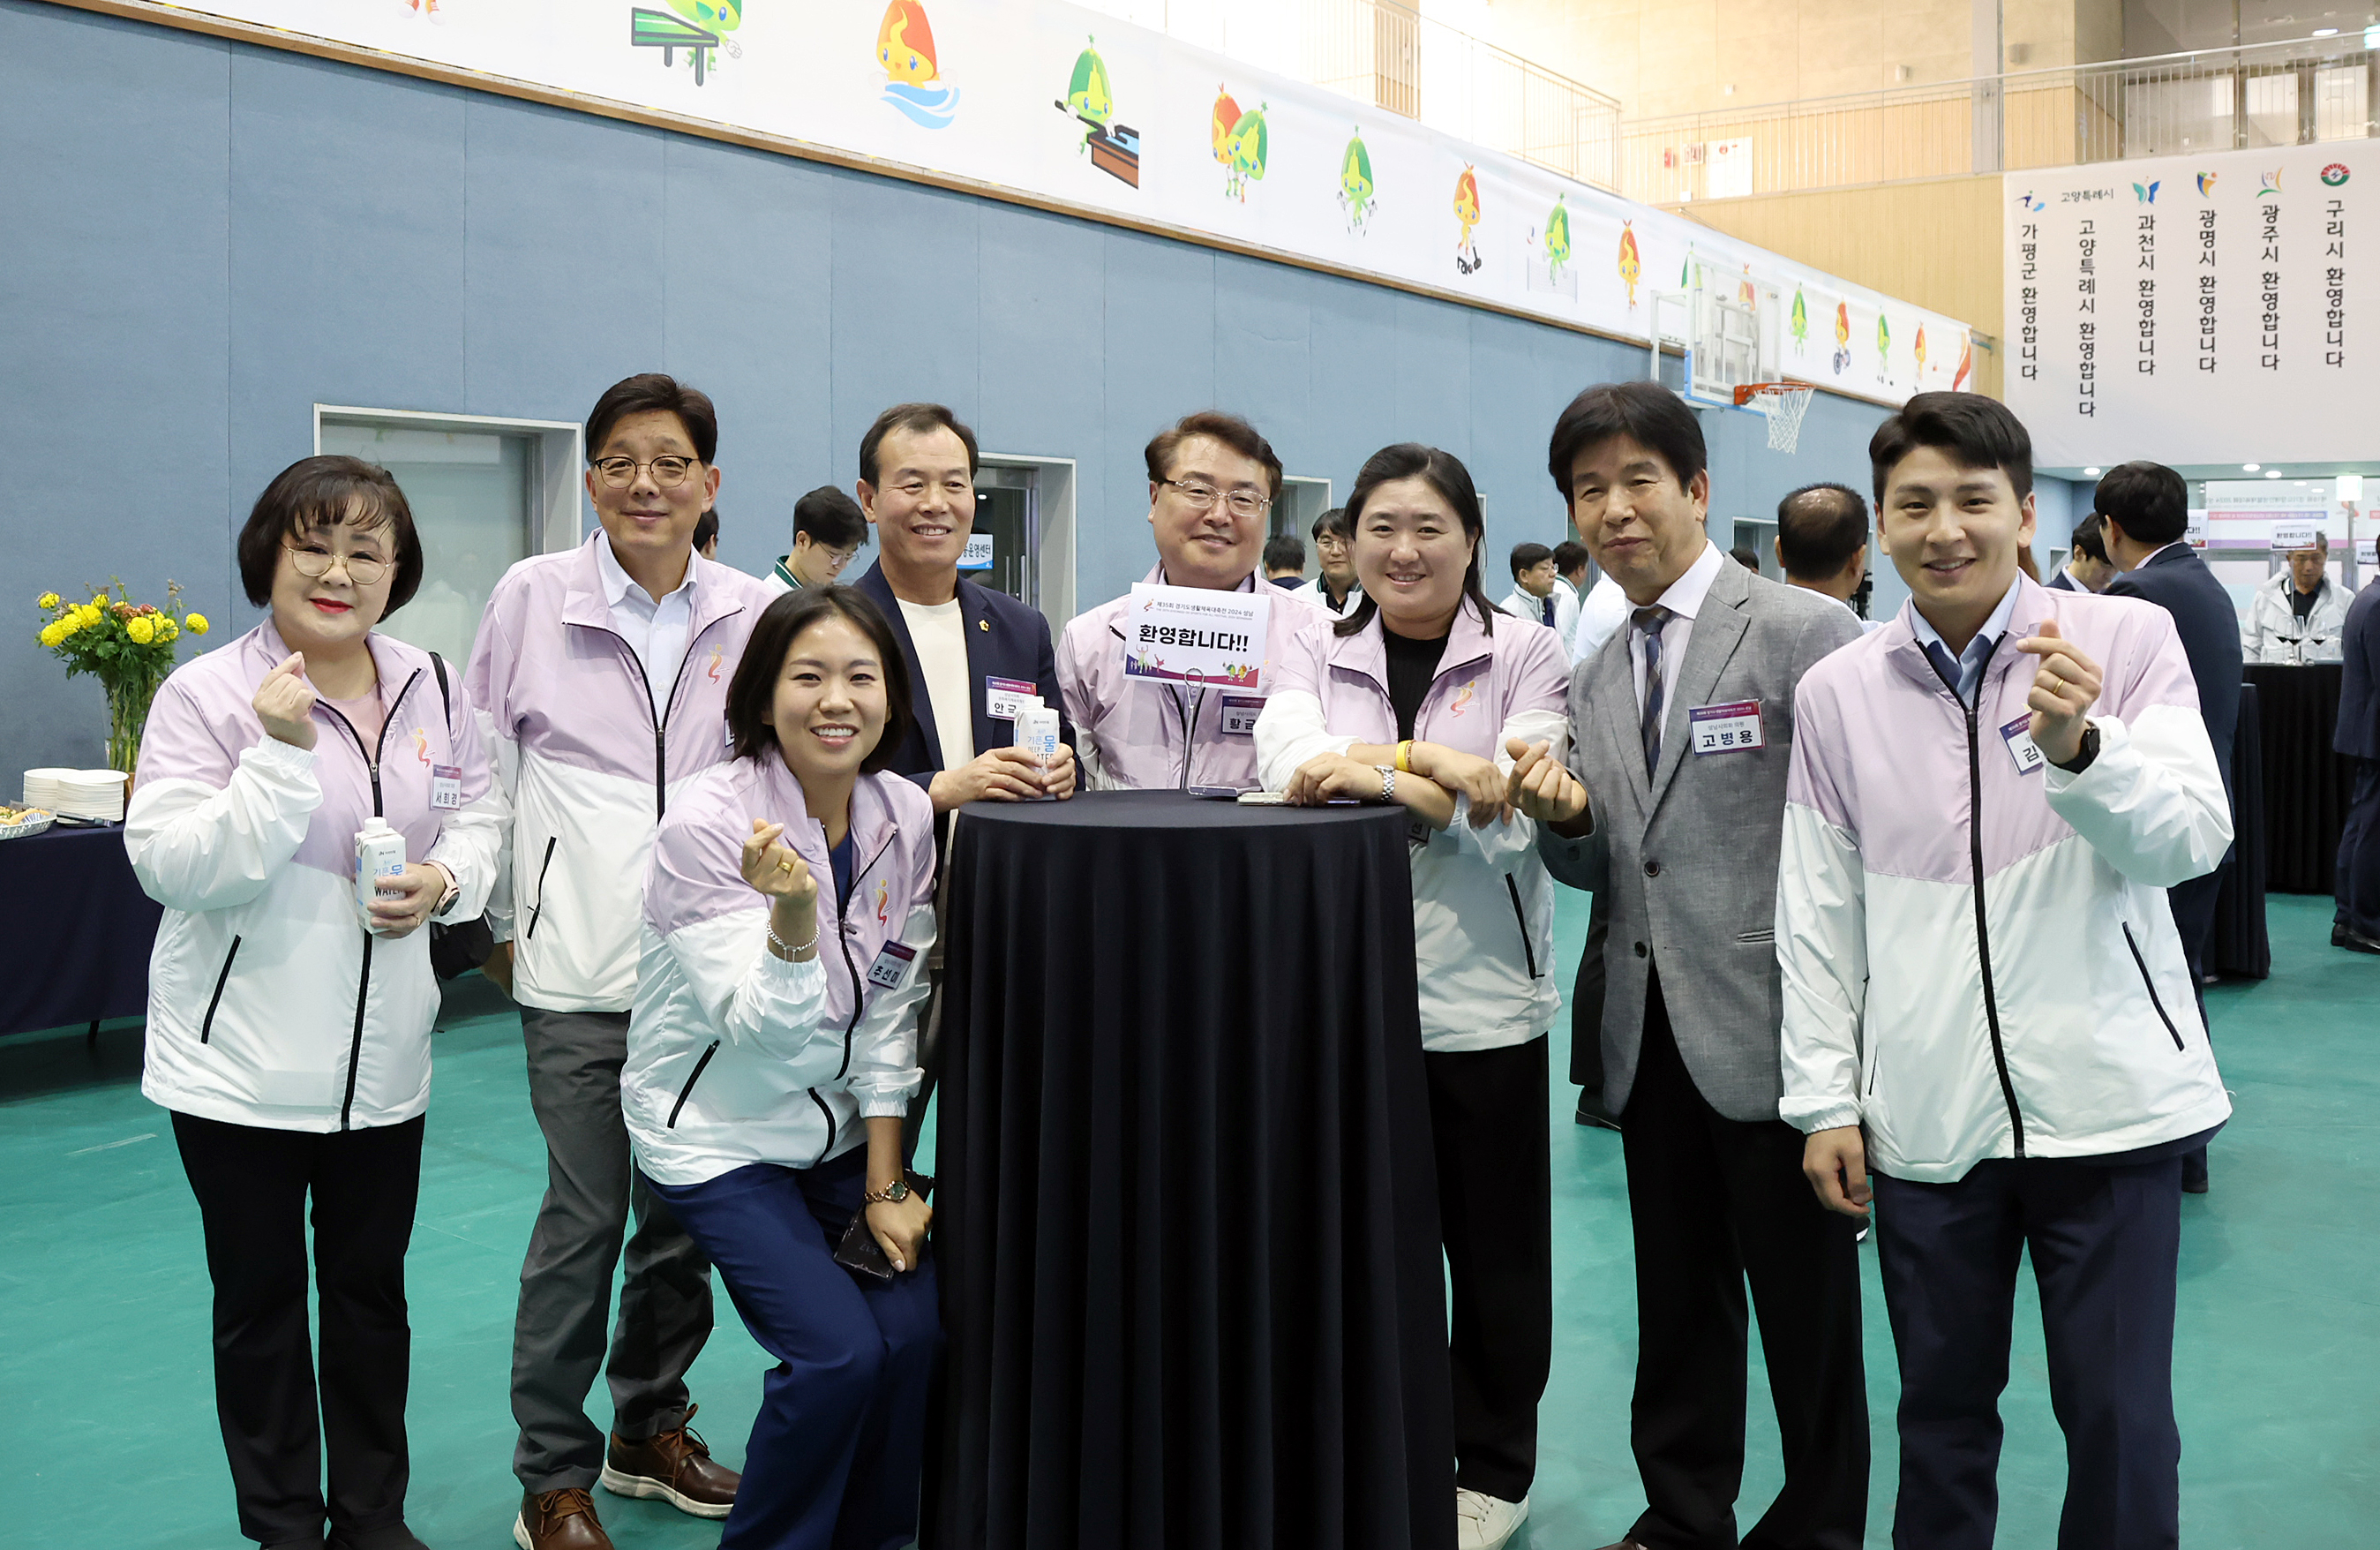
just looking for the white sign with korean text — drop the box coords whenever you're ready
[2007,141,2376,467]
[1121,584,1271,690]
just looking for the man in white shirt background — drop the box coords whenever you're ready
[763,485,869,594]
[1498,542,1580,649]
[2245,533,2354,663]
[1773,482,1878,633]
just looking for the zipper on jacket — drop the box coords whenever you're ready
[319,671,420,1132]
[1928,644,2028,1159]
[808,1091,838,1166]
[524,836,559,941]
[584,616,724,823]
[1169,685,1206,791]
[2121,923,2188,1050]
[199,936,242,1044]
[668,1040,721,1127]
[830,831,900,1081]
[1504,876,1542,979]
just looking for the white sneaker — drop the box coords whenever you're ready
[1455,1486,1529,1550]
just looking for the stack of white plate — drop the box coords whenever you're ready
[25,768,128,823]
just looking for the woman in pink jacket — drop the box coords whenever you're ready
[1255,443,1573,1550]
[622,586,941,1550]
[129,455,504,1550]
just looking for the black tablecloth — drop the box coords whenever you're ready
[2246,663,2353,893]
[2211,683,2271,979]
[0,823,161,1036]
[927,792,1453,1550]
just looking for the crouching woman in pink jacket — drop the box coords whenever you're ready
[129,455,504,1550]
[622,586,941,1550]
[1254,443,1577,1550]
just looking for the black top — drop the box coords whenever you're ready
[828,829,855,907]
[2292,583,2320,625]
[1381,629,1448,741]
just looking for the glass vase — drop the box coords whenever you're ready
[104,673,157,781]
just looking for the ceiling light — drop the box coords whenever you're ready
[2083,467,2102,477]
[2243,463,2261,471]
[2265,469,2282,478]
[2316,26,2341,35]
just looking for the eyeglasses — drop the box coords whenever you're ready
[592,455,700,488]
[1314,533,1350,552]
[284,546,391,586]
[1161,479,1271,519]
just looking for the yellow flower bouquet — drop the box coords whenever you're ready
[35,581,212,777]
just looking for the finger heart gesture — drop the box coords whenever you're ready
[740,820,817,903]
[2015,618,2103,767]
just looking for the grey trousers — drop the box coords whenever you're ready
[510,1005,715,1492]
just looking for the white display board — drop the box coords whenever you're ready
[2006,139,2375,466]
[151,0,1972,403]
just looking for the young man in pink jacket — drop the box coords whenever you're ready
[1056,411,1330,790]
[1781,394,2232,1550]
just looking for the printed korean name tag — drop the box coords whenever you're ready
[1219,693,1266,737]
[1688,700,1766,755]
[2000,714,2046,776]
[429,764,463,810]
[865,940,917,990]
[985,677,1040,722]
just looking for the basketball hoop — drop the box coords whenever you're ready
[1736,381,1814,455]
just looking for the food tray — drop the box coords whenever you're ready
[0,809,56,841]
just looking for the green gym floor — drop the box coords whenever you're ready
[4,892,2374,1548]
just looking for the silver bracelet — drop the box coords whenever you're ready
[1375,764,1397,802]
[769,925,820,958]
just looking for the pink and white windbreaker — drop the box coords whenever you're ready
[129,621,504,1131]
[1055,565,1331,791]
[1255,603,1570,1052]
[465,534,779,1013]
[623,757,936,1187]
[1777,577,2234,1182]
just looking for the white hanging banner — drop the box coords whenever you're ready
[2006,139,2374,467]
[155,0,1971,404]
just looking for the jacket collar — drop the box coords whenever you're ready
[1638,556,1753,814]
[751,754,906,897]
[561,530,755,653]
[1883,573,2055,700]
[772,557,804,590]
[1326,595,1500,692]
[853,560,993,769]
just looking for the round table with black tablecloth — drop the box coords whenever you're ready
[2245,663,2354,892]
[0,822,162,1037]
[925,791,1453,1550]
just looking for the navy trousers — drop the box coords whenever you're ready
[646,1148,942,1550]
[2338,757,2380,938]
[1871,1155,2184,1550]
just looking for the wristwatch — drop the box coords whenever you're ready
[428,861,461,920]
[2050,723,2101,775]
[864,1176,912,1206]
[1375,764,1397,802]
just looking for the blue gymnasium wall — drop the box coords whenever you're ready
[1,0,2052,780]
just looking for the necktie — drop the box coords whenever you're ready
[1634,605,1672,778]
[1541,594,1556,628]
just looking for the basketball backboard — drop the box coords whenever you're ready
[1649,269,1782,412]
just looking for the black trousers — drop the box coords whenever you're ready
[1423,1036,1552,1502]
[1871,1155,2184,1550]
[1567,891,1611,1093]
[2338,757,2380,938]
[1618,971,1867,1550]
[172,1110,425,1547]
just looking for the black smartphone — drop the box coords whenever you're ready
[1188,785,1245,800]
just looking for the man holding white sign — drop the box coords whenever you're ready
[1057,412,1328,790]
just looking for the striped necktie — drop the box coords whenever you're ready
[1634,605,1673,778]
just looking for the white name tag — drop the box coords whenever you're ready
[1219,693,1265,737]
[865,939,917,990]
[986,677,1040,722]
[430,764,463,810]
[2001,714,2046,776]
[1688,699,1766,755]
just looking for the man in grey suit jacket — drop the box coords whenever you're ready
[1513,381,1867,1550]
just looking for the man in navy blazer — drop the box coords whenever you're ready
[847,403,1077,811]
[2100,462,2242,1191]
[2333,578,2380,952]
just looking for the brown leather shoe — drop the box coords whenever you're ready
[601,1403,739,1519]
[514,1488,611,1550]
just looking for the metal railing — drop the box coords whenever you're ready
[1081,0,1622,188]
[1617,32,2380,204]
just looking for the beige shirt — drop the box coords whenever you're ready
[898,596,976,771]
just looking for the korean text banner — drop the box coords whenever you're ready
[154,0,1972,403]
[2006,139,2373,468]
